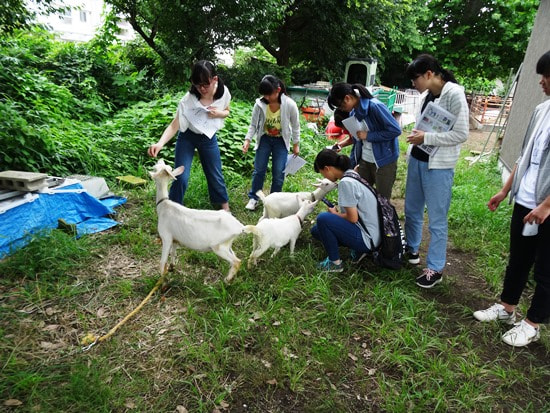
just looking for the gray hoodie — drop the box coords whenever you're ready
[510,99,550,206]
[244,94,300,151]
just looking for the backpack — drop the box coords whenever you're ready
[343,171,406,270]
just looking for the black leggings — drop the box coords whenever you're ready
[501,203,550,323]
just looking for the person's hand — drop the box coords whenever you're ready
[524,203,550,225]
[292,143,300,156]
[406,129,425,145]
[356,131,367,140]
[207,106,228,118]
[148,143,163,158]
[487,191,507,212]
[242,140,250,154]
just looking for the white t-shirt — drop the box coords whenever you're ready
[361,141,376,163]
[516,115,550,209]
[176,85,231,138]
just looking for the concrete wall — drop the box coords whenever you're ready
[499,0,550,171]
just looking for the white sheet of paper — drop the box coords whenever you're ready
[284,155,306,176]
[415,101,457,156]
[183,105,223,138]
[342,117,368,139]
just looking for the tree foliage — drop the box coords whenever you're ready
[0,0,61,34]
[418,0,539,80]
[103,0,422,83]
[104,0,277,81]
[103,0,538,87]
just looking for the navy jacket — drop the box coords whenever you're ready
[350,97,401,168]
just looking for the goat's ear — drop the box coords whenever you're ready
[171,166,185,177]
[157,159,166,166]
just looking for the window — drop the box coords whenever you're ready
[79,11,87,23]
[59,10,72,24]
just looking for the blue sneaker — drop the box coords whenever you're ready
[317,257,344,272]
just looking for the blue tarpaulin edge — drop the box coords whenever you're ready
[0,188,127,258]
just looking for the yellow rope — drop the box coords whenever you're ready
[81,274,166,349]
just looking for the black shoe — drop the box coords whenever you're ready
[406,251,420,265]
[350,250,368,264]
[416,268,443,289]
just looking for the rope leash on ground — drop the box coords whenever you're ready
[80,274,166,351]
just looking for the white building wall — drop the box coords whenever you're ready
[28,0,135,42]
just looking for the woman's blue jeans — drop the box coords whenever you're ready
[248,135,288,200]
[311,212,370,261]
[169,129,229,205]
[404,156,454,272]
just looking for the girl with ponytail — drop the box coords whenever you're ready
[242,75,301,211]
[403,53,469,288]
[327,82,401,200]
[310,149,381,272]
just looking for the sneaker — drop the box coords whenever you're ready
[416,268,443,288]
[317,257,344,273]
[350,250,368,264]
[406,251,420,265]
[501,319,540,347]
[245,198,258,211]
[473,303,516,325]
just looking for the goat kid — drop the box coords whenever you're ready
[243,198,318,268]
[149,159,244,283]
[256,178,337,219]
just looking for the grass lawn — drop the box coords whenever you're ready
[1,137,549,412]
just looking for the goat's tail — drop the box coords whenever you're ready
[255,190,267,201]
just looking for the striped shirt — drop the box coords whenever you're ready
[422,82,469,169]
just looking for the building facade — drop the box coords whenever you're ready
[28,0,135,42]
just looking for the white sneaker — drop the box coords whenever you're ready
[502,319,540,347]
[473,303,516,325]
[245,198,258,211]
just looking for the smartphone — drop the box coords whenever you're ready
[321,198,334,208]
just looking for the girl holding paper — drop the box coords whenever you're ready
[242,75,300,211]
[148,60,231,211]
[403,54,469,288]
[327,83,401,200]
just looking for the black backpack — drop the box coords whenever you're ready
[343,171,406,270]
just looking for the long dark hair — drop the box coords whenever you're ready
[259,75,286,103]
[536,50,550,76]
[314,149,351,173]
[189,60,225,100]
[405,54,457,83]
[327,82,373,110]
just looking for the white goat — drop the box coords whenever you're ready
[149,159,244,283]
[243,198,318,268]
[256,178,337,219]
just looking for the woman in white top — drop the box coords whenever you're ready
[242,75,300,211]
[473,50,550,347]
[148,60,231,211]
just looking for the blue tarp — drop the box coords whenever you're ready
[0,184,126,258]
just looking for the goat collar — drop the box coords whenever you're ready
[156,197,169,206]
[296,214,304,227]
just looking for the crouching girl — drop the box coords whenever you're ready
[311,149,380,272]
